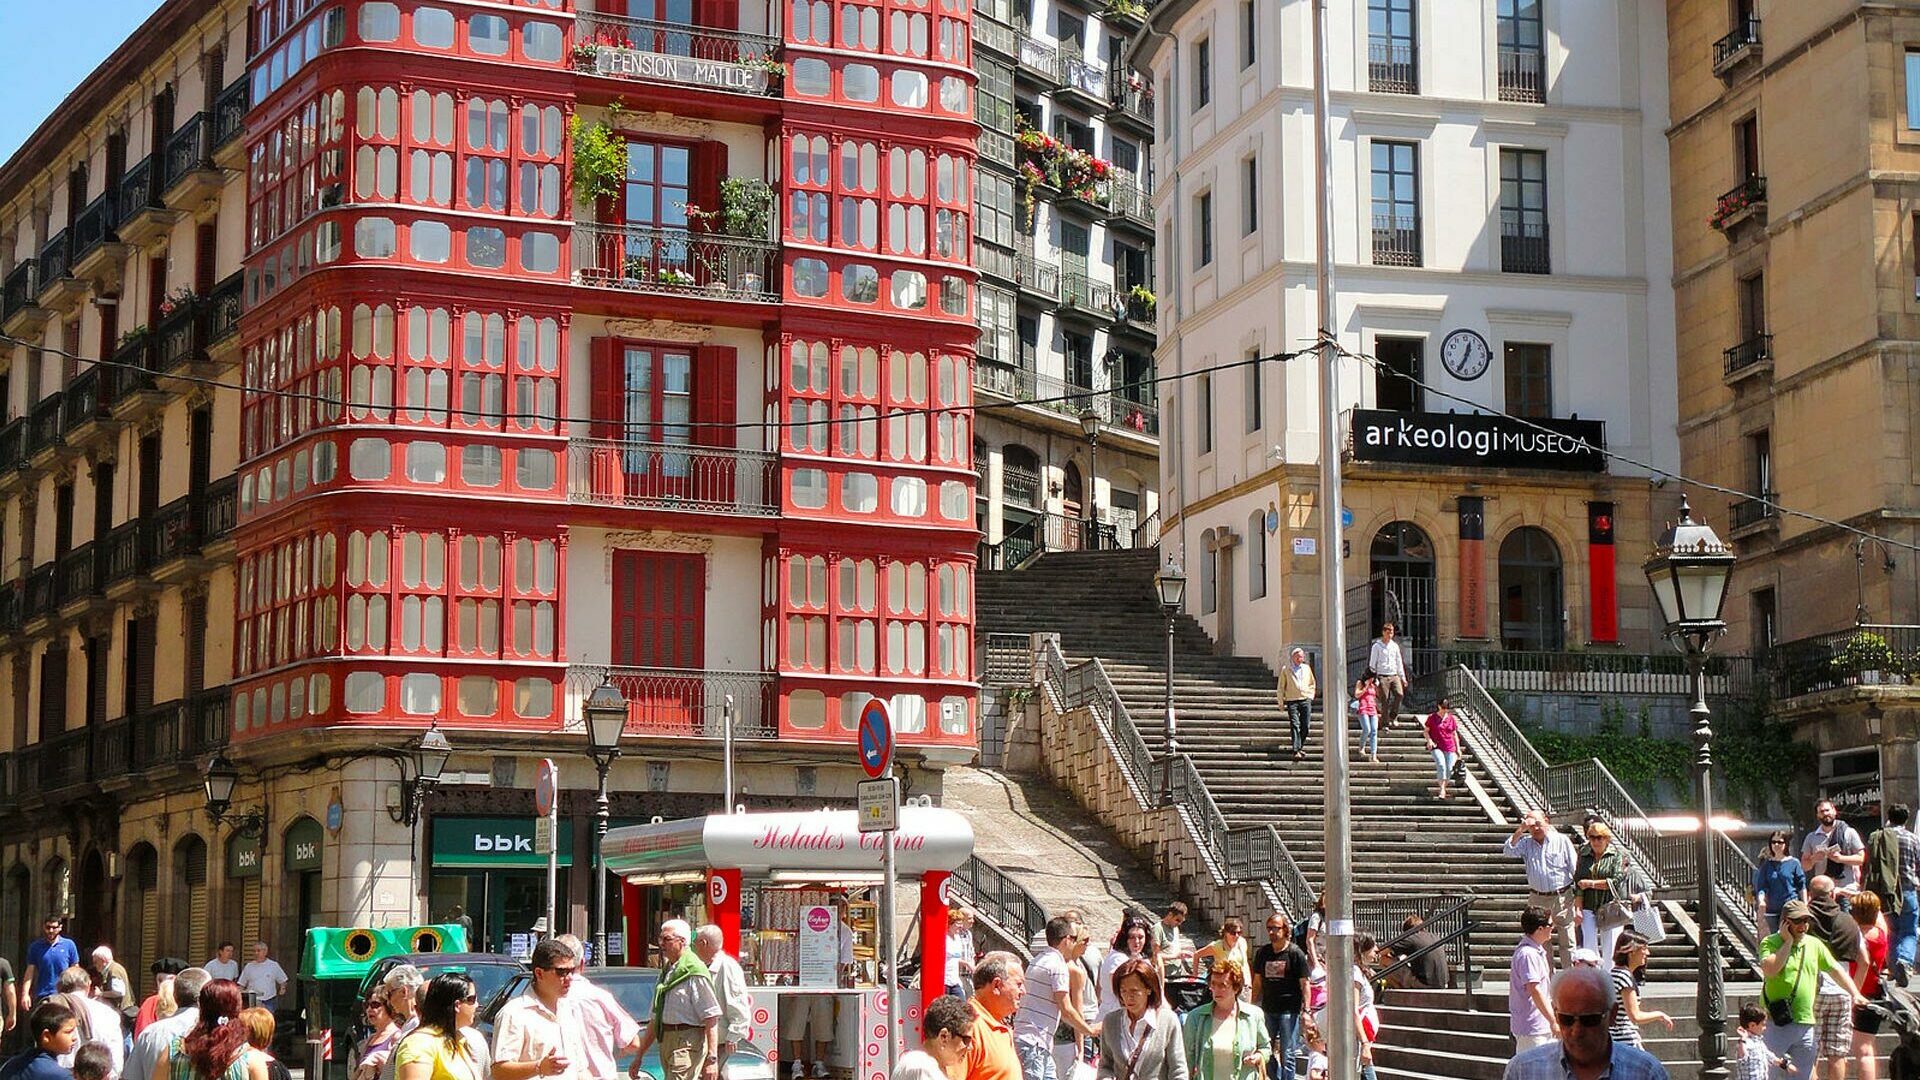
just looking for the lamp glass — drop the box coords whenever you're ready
[1676,563,1731,625]
[1645,563,1680,628]
[1079,410,1101,440]
[203,755,239,811]
[416,728,453,783]
[1155,565,1187,609]
[584,679,628,752]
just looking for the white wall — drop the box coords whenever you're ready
[564,527,764,674]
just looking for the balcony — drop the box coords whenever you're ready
[1713,17,1761,76]
[573,13,785,99]
[1367,40,1417,95]
[148,495,207,579]
[974,360,1035,402]
[1727,492,1777,536]
[1497,47,1545,103]
[26,393,65,464]
[1108,170,1154,231]
[1711,175,1766,235]
[211,78,251,170]
[55,542,103,616]
[573,223,779,302]
[36,230,85,311]
[1,260,46,335]
[22,564,56,627]
[105,332,167,417]
[201,474,239,550]
[205,272,245,358]
[1057,55,1109,109]
[972,16,1015,57]
[1772,624,1920,699]
[114,157,181,247]
[1499,215,1550,274]
[92,718,134,787]
[1017,38,1060,85]
[567,664,776,739]
[35,729,93,797]
[973,362,1158,439]
[565,438,778,517]
[974,240,1014,284]
[1371,215,1421,267]
[127,696,227,772]
[161,113,224,213]
[1723,333,1772,381]
[0,420,25,477]
[1107,69,1154,133]
[1058,270,1116,321]
[155,294,210,373]
[69,193,126,288]
[1114,285,1156,333]
[62,367,116,448]
[101,519,154,598]
[1014,249,1061,301]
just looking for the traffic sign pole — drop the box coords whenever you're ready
[853,700,899,1079]
[536,759,558,939]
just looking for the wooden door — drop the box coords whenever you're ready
[611,550,706,734]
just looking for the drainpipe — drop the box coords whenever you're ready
[1129,17,1184,574]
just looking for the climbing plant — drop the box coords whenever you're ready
[570,104,629,207]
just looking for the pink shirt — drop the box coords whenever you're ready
[566,977,642,1080]
[1354,684,1378,717]
[1423,711,1458,753]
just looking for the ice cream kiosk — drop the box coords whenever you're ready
[600,808,974,1080]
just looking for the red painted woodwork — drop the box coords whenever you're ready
[612,550,706,731]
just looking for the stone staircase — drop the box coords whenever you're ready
[976,549,1702,982]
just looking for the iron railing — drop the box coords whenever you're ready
[189,689,231,754]
[56,542,98,607]
[0,420,24,472]
[566,438,778,516]
[92,717,134,780]
[106,332,161,401]
[567,664,777,739]
[202,474,239,541]
[207,272,245,344]
[162,112,212,191]
[1060,55,1108,100]
[1728,493,1778,532]
[22,565,55,621]
[117,157,158,223]
[573,223,779,301]
[1364,893,1480,994]
[1771,624,1920,699]
[1018,37,1059,82]
[101,519,149,584]
[1059,270,1115,314]
[2,260,37,319]
[1109,170,1154,227]
[980,633,1034,688]
[1713,16,1761,71]
[1406,647,1759,698]
[1109,73,1154,128]
[1723,333,1772,377]
[1014,250,1061,300]
[1371,215,1420,267]
[1367,40,1417,94]
[26,393,64,458]
[38,230,72,294]
[948,856,1047,960]
[71,193,118,264]
[573,10,783,96]
[38,729,93,793]
[63,367,109,432]
[149,496,199,566]
[1497,46,1545,102]
[155,296,208,370]
[212,78,250,148]
[1500,215,1550,274]
[1714,175,1767,228]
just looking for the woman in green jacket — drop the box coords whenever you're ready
[1180,963,1266,1080]
[1575,821,1628,963]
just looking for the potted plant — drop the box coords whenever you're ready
[659,267,695,288]
[1831,631,1895,685]
[570,41,601,70]
[741,55,787,88]
[1127,283,1155,319]
[684,177,775,240]
[157,286,199,318]
[570,106,629,208]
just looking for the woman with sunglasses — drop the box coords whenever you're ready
[1098,961,1186,1080]
[1573,823,1627,964]
[1194,921,1250,1000]
[1098,919,1158,1024]
[1055,925,1099,1080]
[392,973,489,1080]
[351,996,401,1080]
[893,995,975,1080]
[1752,830,1808,934]
[1604,933,1671,1049]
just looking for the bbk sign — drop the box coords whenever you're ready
[475,833,535,853]
[594,48,769,95]
[432,816,575,868]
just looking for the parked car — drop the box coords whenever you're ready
[359,952,528,1007]
[480,967,776,1080]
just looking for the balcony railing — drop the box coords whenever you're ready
[566,438,778,516]
[0,420,24,472]
[573,10,783,96]
[1772,624,1920,699]
[212,78,250,148]
[1712,175,1767,231]
[202,475,239,542]
[101,519,149,585]
[1723,333,1772,377]
[23,564,55,622]
[155,296,207,370]
[92,717,134,781]
[56,542,98,607]
[161,112,211,192]
[149,496,200,566]
[1367,39,1417,94]
[27,393,64,458]
[1059,270,1115,314]
[39,729,93,794]
[1371,215,1421,267]
[1060,55,1108,100]
[1713,17,1761,72]
[1109,170,1154,227]
[63,367,110,432]
[71,194,118,264]
[207,272,244,344]
[105,332,161,402]
[37,230,71,295]
[132,701,187,770]
[1499,215,1550,274]
[2,261,37,320]
[1497,46,1545,103]
[117,157,158,223]
[1019,37,1060,81]
[573,223,779,301]
[1014,250,1060,299]
[568,665,777,739]
[1108,71,1154,127]
[189,689,231,755]
[1728,492,1778,532]
[974,361,1157,436]
[1407,647,1759,698]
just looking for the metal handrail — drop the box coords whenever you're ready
[1367,893,1480,996]
[948,856,1045,960]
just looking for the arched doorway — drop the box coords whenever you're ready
[124,845,159,998]
[1058,462,1085,549]
[77,849,107,951]
[171,835,210,967]
[1369,521,1437,662]
[1499,527,1564,650]
[3,865,29,972]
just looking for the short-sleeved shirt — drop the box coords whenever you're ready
[1251,943,1308,1016]
[1860,923,1889,997]
[566,976,642,1080]
[1155,924,1190,977]
[24,936,79,999]
[964,996,1019,1080]
[1802,822,1865,888]
[238,959,289,1001]
[205,959,241,981]
[1608,967,1641,1045]
[1012,948,1068,1041]
[945,930,975,987]
[1508,937,1552,1037]
[1423,712,1458,754]
[394,1029,489,1080]
[655,971,722,1028]
[493,993,591,1080]
[1760,933,1840,1025]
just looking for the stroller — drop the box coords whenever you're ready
[1878,983,1920,1079]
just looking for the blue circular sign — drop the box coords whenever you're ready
[857,699,893,779]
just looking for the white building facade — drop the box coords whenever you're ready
[1137,0,1681,670]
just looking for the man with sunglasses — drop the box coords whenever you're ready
[1503,967,1668,1079]
[895,995,974,1080]
[493,938,586,1080]
[1759,899,1868,1080]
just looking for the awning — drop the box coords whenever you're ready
[601,808,974,879]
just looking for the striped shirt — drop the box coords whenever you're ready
[1607,967,1640,1046]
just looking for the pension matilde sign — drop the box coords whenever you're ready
[595,46,769,94]
[1348,408,1607,472]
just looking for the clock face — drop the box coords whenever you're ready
[1440,328,1492,381]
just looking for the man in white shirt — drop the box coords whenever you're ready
[1502,811,1580,969]
[693,926,752,1080]
[125,968,210,1080]
[1367,623,1407,728]
[204,943,240,982]
[55,967,123,1076]
[783,898,856,1080]
[1010,919,1095,1080]
[555,935,643,1080]
[493,939,587,1080]
[1801,799,1867,892]
[236,942,288,1013]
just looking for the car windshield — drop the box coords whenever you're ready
[416,960,522,1007]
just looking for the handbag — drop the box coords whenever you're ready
[1763,943,1809,1027]
[1595,872,1633,931]
[1628,897,1666,943]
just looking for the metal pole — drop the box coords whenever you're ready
[1690,641,1727,1079]
[1162,608,1177,804]
[594,757,613,964]
[722,694,736,810]
[1087,431,1099,550]
[1310,0,1356,1075]
[547,786,558,942]
[882,777,899,1080]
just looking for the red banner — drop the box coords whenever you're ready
[1588,501,1618,643]
[1458,497,1486,639]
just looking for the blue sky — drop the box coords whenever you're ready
[0,2,164,164]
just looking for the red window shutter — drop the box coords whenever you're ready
[590,337,623,442]
[694,345,737,447]
[693,142,727,231]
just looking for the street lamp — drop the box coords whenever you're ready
[583,677,628,965]
[1079,408,1101,551]
[387,726,453,827]
[204,753,266,835]
[1643,495,1735,1080]
[1153,560,1186,804]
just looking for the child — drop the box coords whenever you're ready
[1733,1002,1793,1079]
[72,1043,114,1080]
[1352,671,1381,764]
[0,998,80,1080]
[1303,1021,1328,1080]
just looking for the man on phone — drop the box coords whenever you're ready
[1758,899,1867,1080]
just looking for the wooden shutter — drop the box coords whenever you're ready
[242,878,262,945]
[693,142,727,231]
[38,648,67,737]
[186,596,207,694]
[693,345,737,447]
[697,0,738,58]
[590,338,623,442]
[612,550,640,666]
[132,617,156,712]
[195,222,217,295]
[182,842,210,964]
[86,637,108,726]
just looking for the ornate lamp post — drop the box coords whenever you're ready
[583,678,629,964]
[1079,409,1101,550]
[1643,496,1735,1080]
[1153,560,1186,803]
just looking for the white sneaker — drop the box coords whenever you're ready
[812,1063,829,1078]
[789,1062,803,1079]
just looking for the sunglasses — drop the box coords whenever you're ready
[1786,917,1811,926]
[461,995,478,1005]
[940,1031,975,1046]
[543,965,580,978]
[1556,1012,1606,1029]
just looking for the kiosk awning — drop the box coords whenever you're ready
[601,808,974,879]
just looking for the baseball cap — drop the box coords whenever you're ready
[1570,948,1602,967]
[1781,899,1813,921]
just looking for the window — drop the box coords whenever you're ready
[1193,38,1212,108]
[1248,511,1267,599]
[361,3,400,40]
[1197,374,1213,453]
[470,14,509,54]
[1242,156,1258,235]
[1370,141,1420,266]
[1738,272,1766,343]
[1367,0,1416,93]
[1245,353,1262,432]
[1496,0,1543,102]
[410,220,451,263]
[1748,429,1772,494]
[1195,191,1213,268]
[1199,538,1216,614]
[1240,0,1256,68]
[1498,148,1548,274]
[1503,342,1551,419]
[1734,114,1760,180]
[1751,587,1777,661]
[1909,52,1920,131]
[415,7,455,48]
[1374,337,1423,411]
[524,22,563,61]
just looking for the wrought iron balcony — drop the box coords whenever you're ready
[573,223,779,301]
[56,542,98,607]
[1059,270,1116,315]
[0,420,25,473]
[36,729,92,795]
[1713,17,1761,74]
[149,495,200,567]
[566,438,779,516]
[155,295,208,371]
[162,113,212,193]
[70,193,119,265]
[188,689,230,755]
[1019,38,1060,83]
[1500,215,1550,274]
[1771,624,1920,699]
[567,664,777,739]
[206,272,244,346]
[1058,55,1109,103]
[1108,170,1154,228]
[1712,175,1767,232]
[101,519,150,586]
[1367,40,1417,94]
[106,332,161,403]
[1497,47,1545,103]
[92,718,133,781]
[974,360,1035,401]
[1723,333,1772,378]
[1371,215,1421,267]
[37,231,72,296]
[1108,69,1154,129]
[573,10,783,96]
[1015,250,1061,300]
[212,78,250,149]
[201,474,239,543]
[23,564,55,622]
[26,393,64,458]
[63,366,110,434]
[131,700,186,770]
[1728,492,1777,532]
[1,260,36,322]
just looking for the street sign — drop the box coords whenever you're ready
[534,759,557,818]
[1340,507,1353,529]
[857,777,899,833]
[533,816,554,855]
[857,699,893,779]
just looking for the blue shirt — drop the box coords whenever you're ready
[1752,857,1806,916]
[1502,1040,1671,1080]
[0,1049,73,1080]
[24,937,79,1000]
